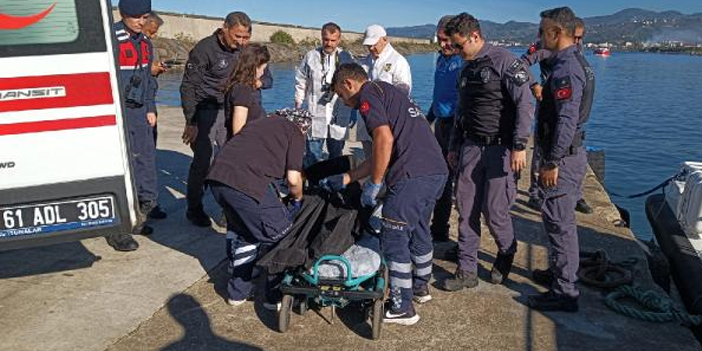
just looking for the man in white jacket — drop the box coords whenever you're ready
[358,24,413,157]
[295,22,355,167]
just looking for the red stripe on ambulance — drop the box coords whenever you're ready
[0,72,114,113]
[0,115,116,136]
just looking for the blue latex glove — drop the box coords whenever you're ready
[348,110,359,129]
[320,174,346,193]
[287,198,302,221]
[361,181,383,208]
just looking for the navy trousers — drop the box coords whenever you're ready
[454,141,518,274]
[381,174,447,313]
[188,107,228,212]
[126,105,158,207]
[210,182,293,302]
[537,148,587,298]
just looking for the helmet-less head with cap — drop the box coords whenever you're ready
[119,0,151,33]
[275,108,312,135]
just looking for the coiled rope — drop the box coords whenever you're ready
[605,285,702,326]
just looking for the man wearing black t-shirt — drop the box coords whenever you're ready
[326,63,448,326]
[206,111,310,308]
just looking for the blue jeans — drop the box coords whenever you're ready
[304,137,345,168]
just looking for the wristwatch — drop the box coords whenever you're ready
[512,143,526,151]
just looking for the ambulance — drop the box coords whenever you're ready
[0,0,139,250]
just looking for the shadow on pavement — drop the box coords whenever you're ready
[161,293,262,351]
[146,149,226,273]
[0,241,100,279]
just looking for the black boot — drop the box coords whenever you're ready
[527,291,579,312]
[136,224,153,236]
[147,205,167,220]
[575,199,593,214]
[106,233,139,252]
[186,207,212,227]
[490,252,515,284]
[440,269,478,291]
[532,269,555,287]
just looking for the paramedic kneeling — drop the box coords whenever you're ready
[206,111,311,308]
[326,63,448,326]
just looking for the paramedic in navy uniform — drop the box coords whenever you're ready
[324,63,448,326]
[528,7,596,312]
[206,111,310,309]
[108,0,162,252]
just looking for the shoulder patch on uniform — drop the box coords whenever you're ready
[505,59,529,86]
[508,59,522,72]
[384,63,393,72]
[360,101,371,116]
[528,44,538,54]
[554,76,572,100]
[512,70,529,86]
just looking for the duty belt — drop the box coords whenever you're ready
[464,132,509,146]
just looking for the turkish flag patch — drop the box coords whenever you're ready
[553,76,573,100]
[360,101,370,116]
[555,88,572,100]
[529,44,538,54]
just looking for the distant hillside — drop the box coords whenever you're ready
[386,8,702,44]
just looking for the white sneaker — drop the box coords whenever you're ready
[227,298,247,306]
[383,309,420,325]
[413,294,433,304]
[413,286,433,304]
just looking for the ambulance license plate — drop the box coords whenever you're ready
[0,196,117,238]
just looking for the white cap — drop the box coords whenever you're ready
[363,24,387,46]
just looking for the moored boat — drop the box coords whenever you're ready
[594,47,611,56]
[646,162,702,335]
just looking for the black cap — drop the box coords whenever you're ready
[118,0,151,16]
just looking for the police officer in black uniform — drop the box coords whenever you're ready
[440,13,533,290]
[528,7,595,312]
[180,12,273,227]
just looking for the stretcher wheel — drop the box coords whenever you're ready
[278,294,293,333]
[298,297,308,316]
[371,298,383,340]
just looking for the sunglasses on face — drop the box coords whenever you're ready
[452,37,469,50]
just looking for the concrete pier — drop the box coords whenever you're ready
[0,106,698,351]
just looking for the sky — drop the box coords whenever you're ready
[111,0,702,32]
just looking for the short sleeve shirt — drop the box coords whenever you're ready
[224,83,266,129]
[206,116,305,202]
[359,81,448,186]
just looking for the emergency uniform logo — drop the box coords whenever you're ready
[360,101,370,116]
[383,63,393,72]
[217,59,229,69]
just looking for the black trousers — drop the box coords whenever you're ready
[430,117,455,239]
